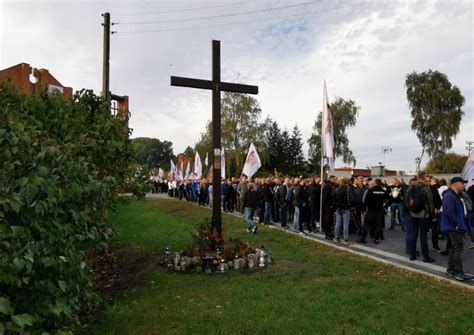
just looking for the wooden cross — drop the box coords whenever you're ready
[171,40,258,237]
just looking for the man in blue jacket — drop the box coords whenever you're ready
[441,177,472,281]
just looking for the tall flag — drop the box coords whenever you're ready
[221,147,226,180]
[158,168,164,178]
[242,143,261,178]
[461,152,474,189]
[194,152,202,179]
[322,80,335,172]
[177,161,184,180]
[185,160,191,179]
[170,160,177,180]
[205,152,209,166]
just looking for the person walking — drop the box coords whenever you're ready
[441,177,472,281]
[333,177,354,244]
[243,182,259,234]
[406,173,436,262]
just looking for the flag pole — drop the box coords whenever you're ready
[319,80,326,234]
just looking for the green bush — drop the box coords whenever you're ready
[0,83,131,333]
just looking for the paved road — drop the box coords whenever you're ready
[144,193,474,288]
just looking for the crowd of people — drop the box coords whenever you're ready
[150,172,473,282]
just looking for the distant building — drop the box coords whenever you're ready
[332,165,398,178]
[1,62,130,134]
[0,63,73,99]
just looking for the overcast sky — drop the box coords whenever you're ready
[1,0,473,172]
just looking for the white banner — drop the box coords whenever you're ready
[322,80,335,172]
[158,168,164,178]
[194,152,202,180]
[461,152,474,189]
[185,160,191,179]
[170,160,177,180]
[242,143,261,178]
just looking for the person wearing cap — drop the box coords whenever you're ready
[440,177,472,281]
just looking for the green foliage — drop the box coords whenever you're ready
[405,69,465,163]
[195,92,267,177]
[131,137,174,169]
[0,83,131,333]
[308,97,360,171]
[424,152,468,174]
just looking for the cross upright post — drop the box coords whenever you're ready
[171,40,258,238]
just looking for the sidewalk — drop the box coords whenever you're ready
[145,193,474,289]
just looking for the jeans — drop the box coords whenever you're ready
[411,217,431,259]
[264,201,272,224]
[245,207,256,230]
[294,207,301,231]
[335,209,350,240]
[447,232,465,272]
[390,203,404,228]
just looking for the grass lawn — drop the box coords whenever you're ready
[82,198,474,335]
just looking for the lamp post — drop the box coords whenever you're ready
[381,146,392,167]
[466,140,473,156]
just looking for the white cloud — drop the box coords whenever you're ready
[1,0,472,172]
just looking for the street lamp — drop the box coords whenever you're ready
[381,146,392,166]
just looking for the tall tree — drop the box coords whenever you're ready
[424,152,467,174]
[405,69,465,171]
[195,91,264,177]
[288,125,306,176]
[307,97,360,172]
[131,137,174,169]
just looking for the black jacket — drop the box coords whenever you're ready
[243,189,260,208]
[334,185,355,210]
[308,183,321,206]
[262,184,273,202]
[364,186,388,212]
[322,182,335,209]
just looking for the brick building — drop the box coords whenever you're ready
[0,62,73,99]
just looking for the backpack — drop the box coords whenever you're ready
[406,184,425,213]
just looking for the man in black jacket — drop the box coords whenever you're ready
[358,179,388,244]
[308,176,321,232]
[279,178,289,228]
[262,178,274,225]
[243,182,260,234]
[322,176,337,239]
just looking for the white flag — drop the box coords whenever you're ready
[205,152,209,166]
[177,161,184,180]
[170,160,177,180]
[185,160,191,179]
[242,143,261,178]
[461,152,474,189]
[194,152,202,179]
[158,168,164,178]
[221,148,226,180]
[322,80,335,172]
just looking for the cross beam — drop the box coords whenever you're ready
[170,40,258,238]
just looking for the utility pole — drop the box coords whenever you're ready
[466,140,473,156]
[102,12,110,102]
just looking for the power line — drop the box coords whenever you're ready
[115,1,323,25]
[115,2,369,34]
[113,2,248,16]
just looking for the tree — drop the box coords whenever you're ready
[195,91,264,177]
[405,69,465,171]
[424,152,467,174]
[307,97,360,173]
[131,137,174,169]
[287,125,306,176]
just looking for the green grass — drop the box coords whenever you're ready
[82,198,474,335]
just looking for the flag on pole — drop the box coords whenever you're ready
[242,143,261,178]
[185,160,191,179]
[461,152,474,189]
[322,80,335,172]
[170,160,177,180]
[221,148,226,180]
[194,152,202,179]
[205,152,209,166]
